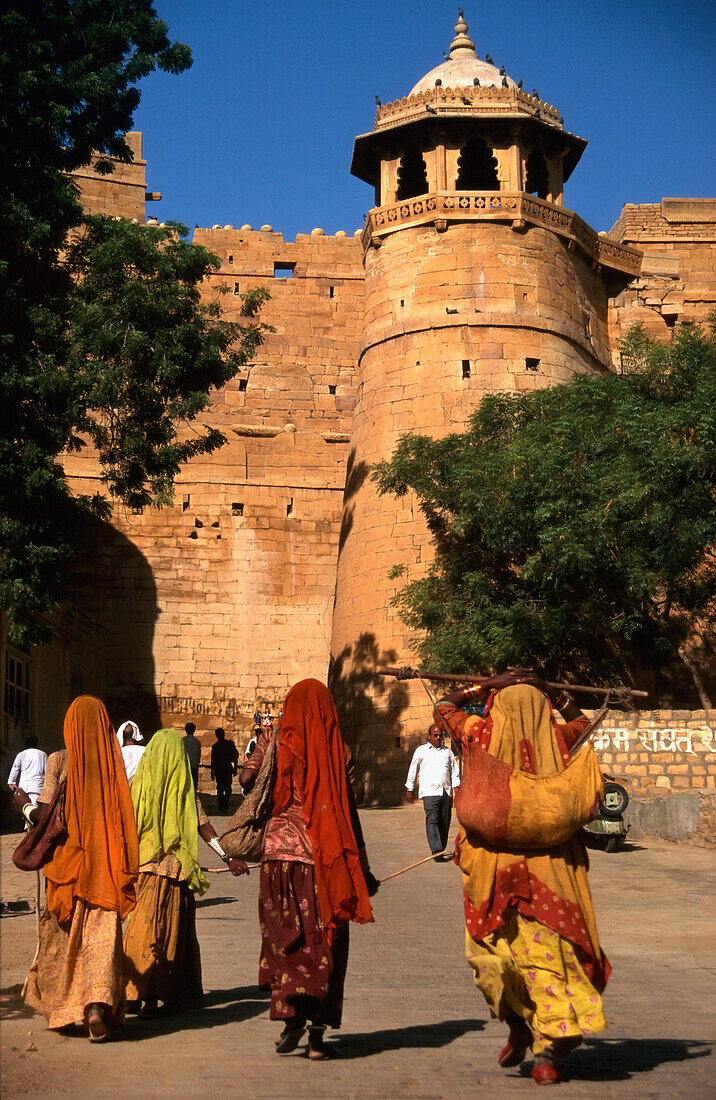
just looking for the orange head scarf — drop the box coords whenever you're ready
[44,695,139,923]
[272,679,373,935]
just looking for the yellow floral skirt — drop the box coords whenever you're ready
[465,908,607,1055]
[25,901,124,1029]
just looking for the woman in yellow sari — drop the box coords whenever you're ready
[123,727,247,1016]
[436,670,610,1085]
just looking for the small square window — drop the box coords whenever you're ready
[228,254,233,264]
[238,377,248,392]
[329,384,337,395]
[274,263,295,278]
[329,285,335,298]
[233,282,240,294]
[286,498,294,516]
[182,494,190,511]
[232,502,244,516]
[525,357,540,371]
[462,360,471,379]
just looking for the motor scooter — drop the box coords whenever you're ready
[582,775,629,852]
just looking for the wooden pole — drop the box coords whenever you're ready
[377,666,648,700]
[379,852,448,883]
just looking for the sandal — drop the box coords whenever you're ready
[275,1019,306,1054]
[87,1003,109,1043]
[498,1019,533,1067]
[307,1024,330,1060]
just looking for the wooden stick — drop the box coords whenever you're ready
[378,666,648,699]
[379,852,448,883]
[202,864,260,873]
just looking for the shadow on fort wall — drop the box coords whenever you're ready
[329,632,409,807]
[337,448,370,559]
[67,515,161,735]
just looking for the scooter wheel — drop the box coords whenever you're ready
[600,781,629,819]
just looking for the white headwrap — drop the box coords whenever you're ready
[117,720,143,745]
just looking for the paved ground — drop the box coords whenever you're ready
[1,804,714,1098]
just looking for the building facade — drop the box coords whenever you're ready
[2,16,714,800]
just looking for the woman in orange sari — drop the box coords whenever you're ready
[15,696,138,1041]
[435,669,610,1085]
[239,679,378,1059]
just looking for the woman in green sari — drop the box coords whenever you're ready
[123,728,247,1016]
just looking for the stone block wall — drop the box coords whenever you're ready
[330,219,614,803]
[608,198,716,358]
[592,708,715,794]
[71,131,149,222]
[56,227,364,765]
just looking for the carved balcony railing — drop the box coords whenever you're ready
[360,192,642,277]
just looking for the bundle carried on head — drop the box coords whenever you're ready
[454,684,604,848]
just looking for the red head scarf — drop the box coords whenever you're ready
[272,679,373,934]
[44,695,139,923]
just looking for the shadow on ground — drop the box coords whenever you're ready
[123,985,269,1040]
[537,1037,714,1082]
[0,983,35,1021]
[333,1017,485,1058]
[194,895,238,909]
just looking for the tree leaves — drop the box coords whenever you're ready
[0,2,267,644]
[374,320,716,702]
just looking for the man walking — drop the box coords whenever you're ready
[182,722,202,789]
[405,723,460,859]
[8,734,47,822]
[210,727,239,813]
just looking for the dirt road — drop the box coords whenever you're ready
[1,806,714,1098]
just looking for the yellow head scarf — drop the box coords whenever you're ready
[132,728,209,896]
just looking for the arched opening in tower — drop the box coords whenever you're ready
[456,138,499,190]
[396,146,428,200]
[525,148,549,200]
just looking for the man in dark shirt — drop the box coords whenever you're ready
[210,727,239,813]
[182,722,202,788]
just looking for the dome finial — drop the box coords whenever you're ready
[449,9,476,58]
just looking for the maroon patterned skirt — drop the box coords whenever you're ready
[258,859,349,1028]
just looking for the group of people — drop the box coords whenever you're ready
[10,680,378,1059]
[10,669,609,1081]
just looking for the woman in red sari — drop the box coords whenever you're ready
[435,669,610,1086]
[240,679,378,1059]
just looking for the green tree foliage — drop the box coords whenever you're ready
[373,321,716,705]
[0,2,267,645]
[66,217,268,508]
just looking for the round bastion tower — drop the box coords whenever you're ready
[329,13,640,804]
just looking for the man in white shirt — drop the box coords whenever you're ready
[8,734,47,807]
[405,723,460,859]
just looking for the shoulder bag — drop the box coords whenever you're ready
[220,736,276,862]
[12,781,67,871]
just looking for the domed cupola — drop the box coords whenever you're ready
[409,11,519,94]
[351,10,589,240]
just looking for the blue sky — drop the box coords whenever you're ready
[134,1,716,240]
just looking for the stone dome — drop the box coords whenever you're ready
[410,11,517,95]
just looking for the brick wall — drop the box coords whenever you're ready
[592,708,715,795]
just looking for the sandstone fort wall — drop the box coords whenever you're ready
[330,220,616,802]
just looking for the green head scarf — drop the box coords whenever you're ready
[132,727,209,896]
